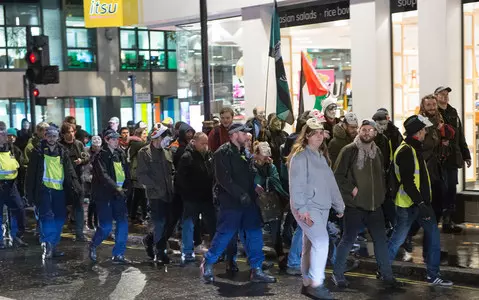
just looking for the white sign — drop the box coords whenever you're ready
[136,93,151,103]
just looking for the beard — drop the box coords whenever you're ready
[359,136,374,144]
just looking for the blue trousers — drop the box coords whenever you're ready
[287,226,303,268]
[38,187,66,246]
[0,181,25,241]
[205,206,264,269]
[91,196,129,256]
[181,202,216,257]
[388,206,441,279]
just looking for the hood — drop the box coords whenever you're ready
[178,123,195,144]
[129,136,143,143]
[332,123,348,140]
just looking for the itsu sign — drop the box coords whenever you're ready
[279,1,350,28]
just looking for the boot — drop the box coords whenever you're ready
[112,255,131,264]
[200,258,214,283]
[89,245,97,262]
[154,246,170,264]
[442,211,462,234]
[250,267,277,283]
[41,242,53,260]
[181,253,196,266]
[226,259,239,274]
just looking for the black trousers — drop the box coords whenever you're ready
[130,187,147,221]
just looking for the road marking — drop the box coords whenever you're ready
[108,267,146,300]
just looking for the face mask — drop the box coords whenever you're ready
[325,105,337,119]
[161,136,172,148]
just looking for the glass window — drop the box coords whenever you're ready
[391,10,419,131]
[64,7,97,70]
[120,30,136,49]
[150,31,164,49]
[5,4,40,26]
[0,3,41,69]
[119,28,177,70]
[0,100,9,126]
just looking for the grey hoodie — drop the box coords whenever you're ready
[289,146,345,215]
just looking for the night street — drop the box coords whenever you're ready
[0,237,478,300]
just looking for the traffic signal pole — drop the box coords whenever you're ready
[25,26,37,126]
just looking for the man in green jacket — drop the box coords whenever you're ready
[329,112,358,166]
[332,120,400,289]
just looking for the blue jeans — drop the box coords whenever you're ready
[287,226,303,268]
[443,168,458,212]
[91,196,128,256]
[204,207,264,269]
[0,181,25,241]
[388,206,441,279]
[38,187,66,246]
[181,202,216,257]
[74,203,85,238]
[327,221,340,265]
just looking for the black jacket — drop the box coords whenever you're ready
[384,122,403,153]
[15,128,32,152]
[176,144,214,203]
[265,129,288,172]
[91,147,130,201]
[213,142,256,210]
[60,139,89,184]
[173,123,195,169]
[374,133,391,172]
[439,104,471,168]
[26,141,81,206]
[395,137,431,205]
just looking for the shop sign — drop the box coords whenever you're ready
[83,0,138,28]
[390,0,417,14]
[135,93,151,103]
[278,1,350,28]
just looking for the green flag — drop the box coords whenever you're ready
[314,94,328,111]
[269,1,294,125]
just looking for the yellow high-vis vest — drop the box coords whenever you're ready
[393,142,432,208]
[0,151,19,180]
[43,155,64,190]
[113,161,125,188]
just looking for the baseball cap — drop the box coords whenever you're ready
[360,119,377,128]
[306,118,324,130]
[228,123,252,135]
[45,126,60,136]
[434,86,452,94]
[104,129,120,139]
[404,115,433,136]
[377,108,389,115]
[372,111,388,122]
[344,112,358,126]
[108,117,120,124]
[7,128,17,137]
[151,124,170,139]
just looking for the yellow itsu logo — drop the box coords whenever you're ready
[89,0,118,15]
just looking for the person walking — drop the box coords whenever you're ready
[200,124,276,284]
[89,130,130,264]
[388,115,453,286]
[287,117,345,299]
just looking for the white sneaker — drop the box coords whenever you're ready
[402,251,413,262]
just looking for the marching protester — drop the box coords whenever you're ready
[83,135,102,230]
[333,120,400,289]
[287,117,344,299]
[208,107,234,152]
[128,127,148,224]
[137,125,174,263]
[388,115,453,286]
[26,125,81,260]
[329,112,359,167]
[201,123,276,284]
[89,130,130,264]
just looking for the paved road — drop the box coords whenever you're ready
[0,239,478,300]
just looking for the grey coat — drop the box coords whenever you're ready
[289,146,345,215]
[137,144,174,202]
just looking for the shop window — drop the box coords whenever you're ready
[463,2,479,190]
[0,3,41,69]
[119,28,177,70]
[391,10,419,130]
[64,5,97,70]
[120,97,153,127]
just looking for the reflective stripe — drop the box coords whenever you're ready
[0,152,19,180]
[43,155,64,190]
[393,142,432,208]
[0,170,15,175]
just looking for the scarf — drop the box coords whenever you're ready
[353,135,377,170]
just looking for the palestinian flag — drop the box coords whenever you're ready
[270,0,294,125]
[299,51,329,113]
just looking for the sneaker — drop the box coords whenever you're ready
[332,273,349,288]
[181,254,196,266]
[402,251,413,262]
[112,255,131,264]
[200,259,214,283]
[286,266,302,276]
[301,284,334,300]
[250,267,276,283]
[382,278,404,289]
[426,276,453,287]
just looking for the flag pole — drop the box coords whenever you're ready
[264,0,276,114]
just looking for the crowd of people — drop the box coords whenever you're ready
[0,85,469,299]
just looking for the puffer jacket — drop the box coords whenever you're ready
[328,123,354,167]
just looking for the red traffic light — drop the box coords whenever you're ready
[32,88,39,97]
[26,51,40,64]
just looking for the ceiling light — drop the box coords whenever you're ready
[331,58,341,61]
[327,65,335,68]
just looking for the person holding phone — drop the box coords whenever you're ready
[287,117,345,300]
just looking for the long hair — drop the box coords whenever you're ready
[286,124,330,167]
